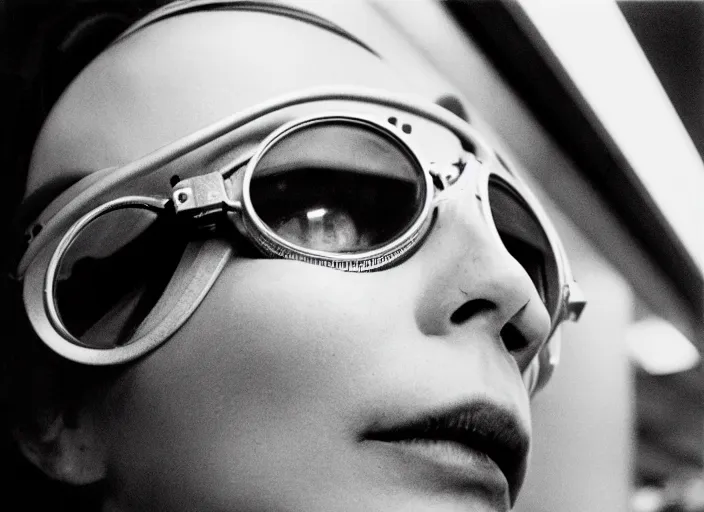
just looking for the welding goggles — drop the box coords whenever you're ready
[16,87,585,394]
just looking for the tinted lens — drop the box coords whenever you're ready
[54,207,187,348]
[249,121,425,253]
[488,176,559,318]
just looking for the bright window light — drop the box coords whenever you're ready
[626,318,700,375]
[631,487,664,512]
[518,0,704,273]
[631,487,665,512]
[306,208,327,220]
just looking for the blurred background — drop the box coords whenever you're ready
[4,1,704,511]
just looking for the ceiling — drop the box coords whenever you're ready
[619,2,704,165]
[618,1,704,488]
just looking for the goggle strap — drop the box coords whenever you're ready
[113,0,379,58]
[533,330,563,395]
[127,237,232,353]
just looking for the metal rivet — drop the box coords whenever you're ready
[177,192,189,203]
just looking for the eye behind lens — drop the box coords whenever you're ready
[247,119,427,255]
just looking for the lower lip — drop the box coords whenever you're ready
[365,439,510,506]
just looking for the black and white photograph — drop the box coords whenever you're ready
[1,1,703,511]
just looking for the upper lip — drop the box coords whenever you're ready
[362,399,529,505]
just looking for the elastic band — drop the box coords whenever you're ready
[115,237,233,362]
[130,238,231,340]
[112,0,379,57]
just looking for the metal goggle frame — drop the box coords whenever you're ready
[18,87,585,394]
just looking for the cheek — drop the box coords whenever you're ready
[95,258,530,510]
[97,260,403,508]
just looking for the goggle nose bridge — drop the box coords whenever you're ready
[173,171,242,224]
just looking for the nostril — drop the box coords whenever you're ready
[450,298,495,324]
[500,323,530,352]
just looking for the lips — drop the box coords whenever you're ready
[362,400,529,505]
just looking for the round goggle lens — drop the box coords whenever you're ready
[54,207,188,348]
[248,121,425,254]
[488,176,559,319]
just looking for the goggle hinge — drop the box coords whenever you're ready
[172,172,240,229]
[563,282,587,322]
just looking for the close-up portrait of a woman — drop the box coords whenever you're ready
[0,1,597,511]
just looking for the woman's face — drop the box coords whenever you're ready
[30,10,551,512]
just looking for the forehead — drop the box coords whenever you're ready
[27,9,416,196]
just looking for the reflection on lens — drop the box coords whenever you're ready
[54,207,187,348]
[488,176,559,317]
[249,121,425,253]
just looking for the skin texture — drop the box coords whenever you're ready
[25,9,551,512]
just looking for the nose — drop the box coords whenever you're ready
[413,180,552,371]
